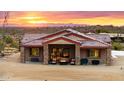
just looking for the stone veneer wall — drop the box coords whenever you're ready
[100,49,107,64]
[25,47,30,61]
[43,44,48,64]
[20,47,25,63]
[75,45,80,65]
[106,48,111,65]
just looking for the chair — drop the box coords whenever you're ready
[80,58,88,65]
[92,60,100,65]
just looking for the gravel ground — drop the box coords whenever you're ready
[0,52,124,81]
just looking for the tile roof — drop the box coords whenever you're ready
[22,39,43,47]
[81,40,109,48]
[21,29,111,48]
[86,34,111,42]
[21,33,47,44]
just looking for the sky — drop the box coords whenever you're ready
[0,11,124,26]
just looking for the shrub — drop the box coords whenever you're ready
[3,35,13,44]
[10,41,19,48]
[112,42,123,50]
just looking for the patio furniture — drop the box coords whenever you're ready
[70,59,75,65]
[59,58,69,65]
[80,58,88,65]
[92,60,100,65]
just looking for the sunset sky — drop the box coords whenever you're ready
[0,11,124,26]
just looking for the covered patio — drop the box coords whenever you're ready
[48,44,75,64]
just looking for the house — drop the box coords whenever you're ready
[20,29,112,65]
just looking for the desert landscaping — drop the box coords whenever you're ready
[0,51,124,81]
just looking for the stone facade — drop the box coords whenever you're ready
[21,45,111,65]
[20,47,25,63]
[106,48,111,65]
[75,45,80,65]
[100,49,107,64]
[43,44,48,64]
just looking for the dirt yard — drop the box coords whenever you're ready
[0,52,124,81]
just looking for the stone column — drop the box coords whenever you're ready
[75,45,80,65]
[43,44,48,64]
[106,48,111,65]
[20,47,25,63]
[100,49,107,64]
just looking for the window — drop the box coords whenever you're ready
[88,49,100,58]
[30,48,40,56]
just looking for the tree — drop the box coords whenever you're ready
[4,35,13,44]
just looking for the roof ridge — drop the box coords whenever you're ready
[40,28,78,39]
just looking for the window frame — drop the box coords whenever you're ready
[88,49,100,58]
[30,48,40,57]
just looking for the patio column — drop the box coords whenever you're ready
[20,47,25,63]
[43,44,48,64]
[75,45,80,65]
[106,48,111,65]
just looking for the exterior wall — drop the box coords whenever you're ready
[25,47,30,61]
[100,49,107,64]
[21,46,111,65]
[75,45,80,65]
[106,48,111,65]
[20,47,25,63]
[80,48,109,64]
[43,44,48,64]
[80,49,87,58]
[21,47,43,63]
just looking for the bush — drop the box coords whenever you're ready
[3,35,13,44]
[112,42,123,50]
[10,41,19,48]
